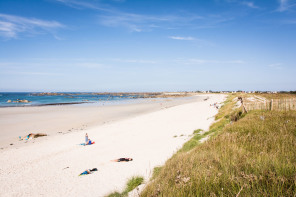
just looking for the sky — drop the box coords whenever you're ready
[0,0,296,92]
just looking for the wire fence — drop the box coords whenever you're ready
[243,98,296,112]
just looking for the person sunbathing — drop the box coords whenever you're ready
[79,168,97,176]
[111,158,133,162]
[19,133,47,141]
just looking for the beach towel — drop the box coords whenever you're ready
[79,141,95,146]
[79,170,89,176]
[79,168,98,176]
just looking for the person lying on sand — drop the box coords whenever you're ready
[79,168,98,176]
[19,133,47,141]
[111,158,133,162]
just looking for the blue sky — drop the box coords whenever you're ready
[0,0,295,92]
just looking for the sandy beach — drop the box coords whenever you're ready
[0,94,225,196]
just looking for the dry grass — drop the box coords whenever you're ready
[141,94,296,197]
[215,93,238,120]
[258,93,296,100]
[107,176,144,197]
[243,93,296,111]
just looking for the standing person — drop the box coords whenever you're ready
[83,133,94,145]
[85,133,89,144]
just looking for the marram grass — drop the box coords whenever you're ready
[107,176,144,197]
[141,95,296,197]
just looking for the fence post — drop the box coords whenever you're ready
[270,99,273,111]
[241,98,248,113]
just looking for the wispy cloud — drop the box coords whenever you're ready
[111,58,157,64]
[169,36,195,41]
[75,62,104,68]
[278,0,296,12]
[225,0,259,9]
[177,58,245,65]
[241,1,259,9]
[0,13,64,39]
[55,0,231,32]
[168,36,214,46]
[0,59,105,70]
[268,63,283,69]
[0,70,63,76]
[55,0,109,11]
[98,12,206,32]
[282,19,296,24]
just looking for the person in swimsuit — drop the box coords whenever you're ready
[19,133,47,141]
[111,158,133,162]
[79,168,97,176]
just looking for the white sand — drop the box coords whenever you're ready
[0,97,201,148]
[0,94,225,197]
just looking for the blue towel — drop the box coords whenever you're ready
[79,171,89,176]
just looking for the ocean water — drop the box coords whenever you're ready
[0,92,144,107]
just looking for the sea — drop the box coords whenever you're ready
[0,92,147,107]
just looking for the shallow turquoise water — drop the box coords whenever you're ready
[0,92,142,107]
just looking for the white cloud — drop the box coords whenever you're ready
[0,71,63,76]
[98,12,205,32]
[169,36,195,41]
[55,0,232,32]
[55,0,109,11]
[0,21,17,38]
[283,19,296,24]
[0,59,106,70]
[241,1,259,9]
[225,0,259,9]
[76,62,104,68]
[0,13,64,39]
[278,0,289,11]
[111,58,157,64]
[268,63,283,69]
[99,10,235,32]
[178,58,245,65]
[278,0,296,12]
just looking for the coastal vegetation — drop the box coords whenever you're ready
[107,176,144,197]
[141,93,296,196]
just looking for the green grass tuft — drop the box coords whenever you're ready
[193,129,203,134]
[125,176,144,193]
[106,191,122,197]
[151,166,162,180]
[106,176,144,197]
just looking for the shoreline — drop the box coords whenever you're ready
[0,95,204,149]
[0,94,226,196]
[0,101,89,108]
[0,92,194,107]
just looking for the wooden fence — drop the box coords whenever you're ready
[243,98,296,112]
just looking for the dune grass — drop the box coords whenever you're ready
[257,93,296,100]
[125,176,144,193]
[141,94,296,196]
[151,166,163,180]
[179,95,239,154]
[107,176,144,197]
